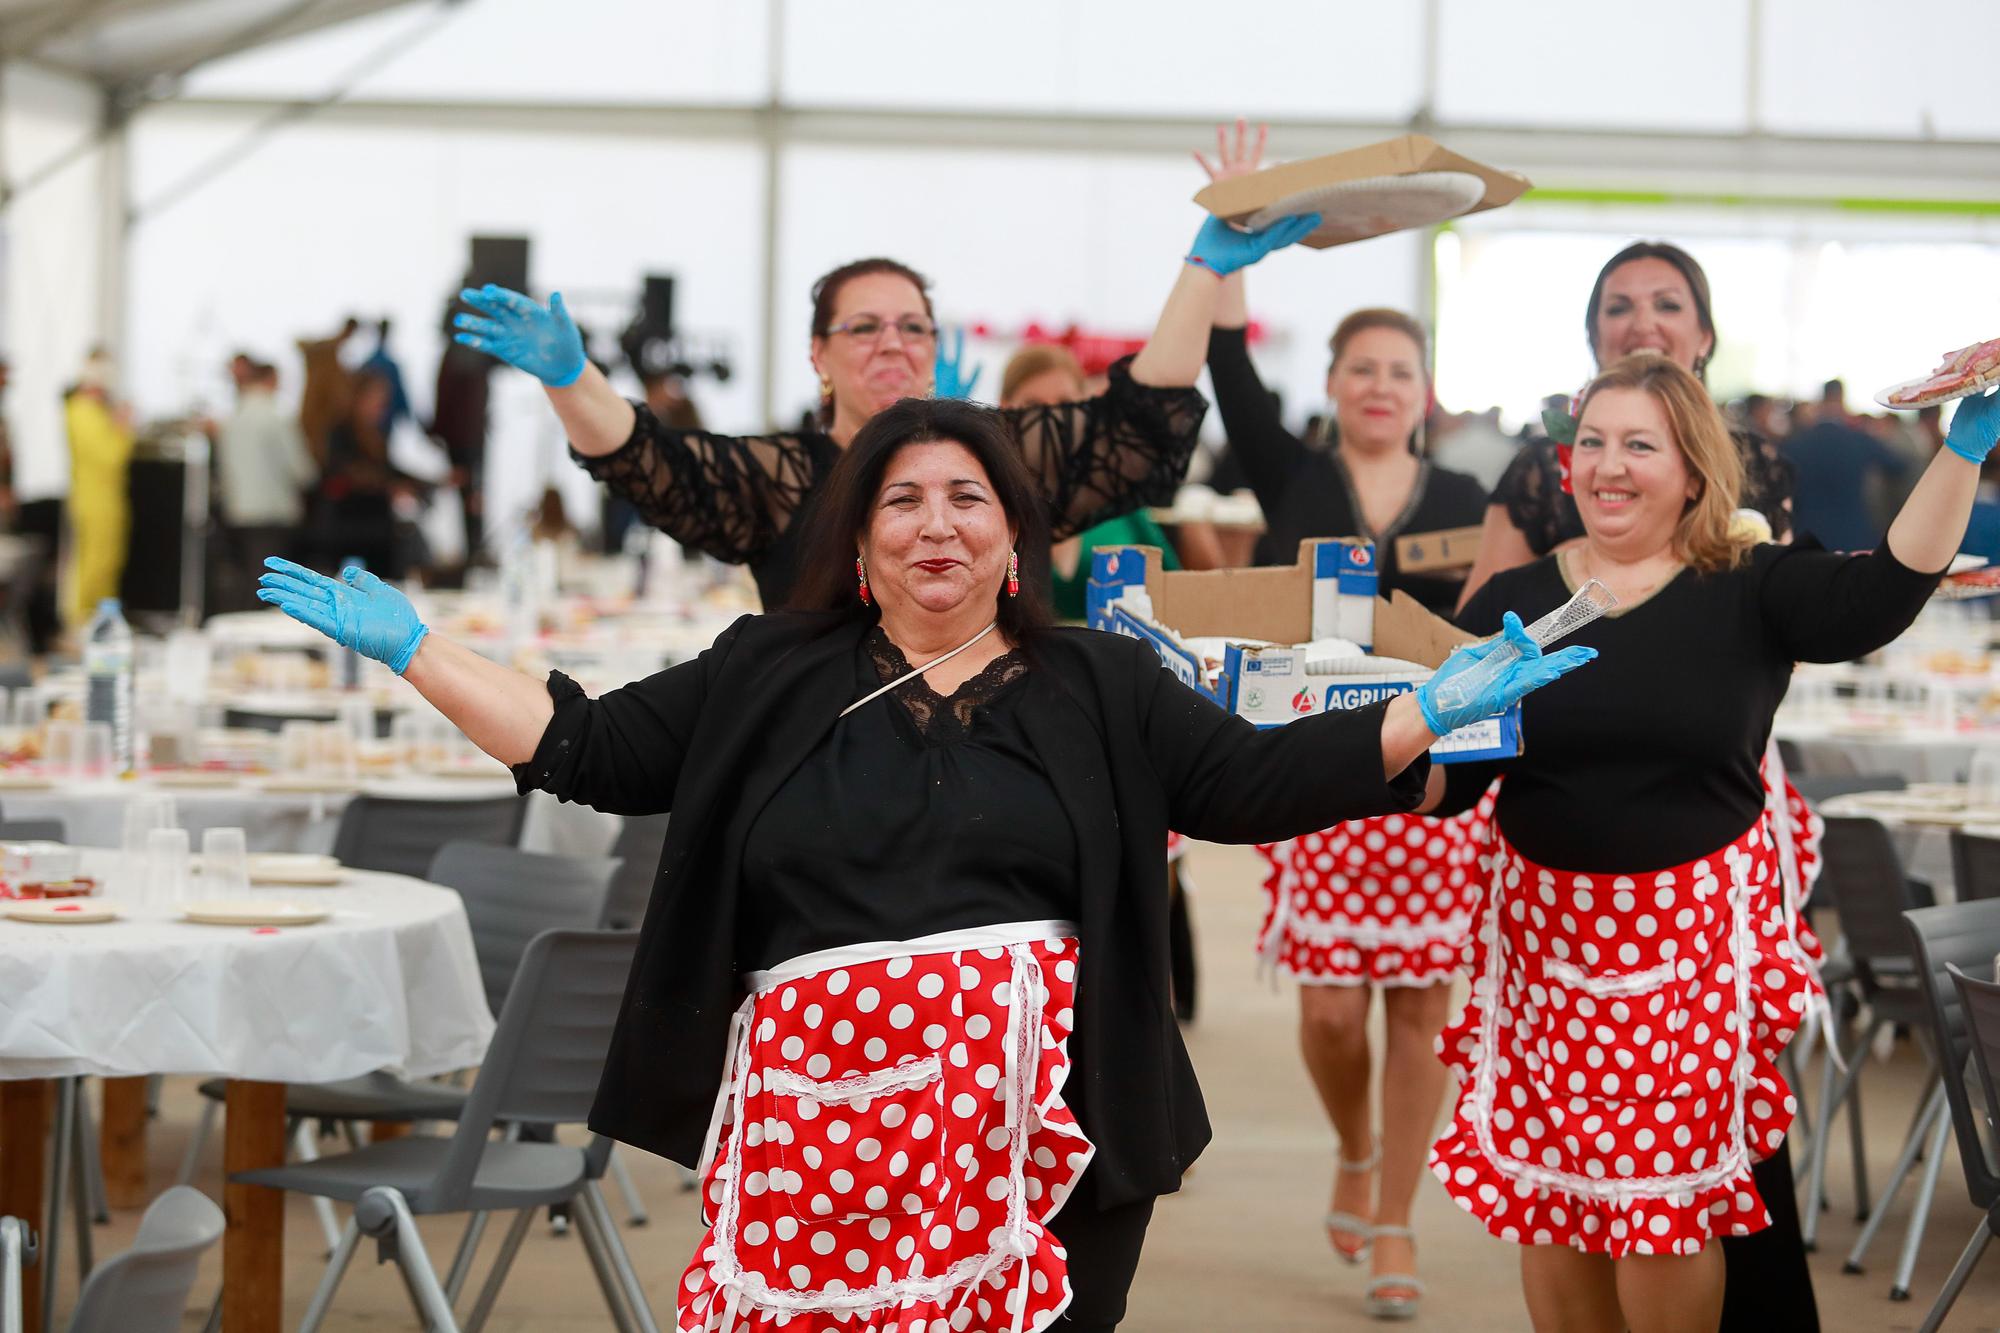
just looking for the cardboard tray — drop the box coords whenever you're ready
[1194,134,1531,250]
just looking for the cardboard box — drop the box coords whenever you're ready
[1193,133,1530,250]
[1394,524,1485,574]
[1087,540,1520,763]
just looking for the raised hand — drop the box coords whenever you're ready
[452,285,588,387]
[256,558,429,675]
[1185,212,1321,278]
[1947,388,2000,463]
[1414,611,1596,737]
[932,327,982,401]
[1195,117,1268,184]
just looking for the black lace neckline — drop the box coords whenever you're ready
[865,627,1028,739]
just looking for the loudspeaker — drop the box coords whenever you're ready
[640,275,676,338]
[468,236,530,294]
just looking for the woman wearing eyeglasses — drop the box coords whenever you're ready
[451,217,1317,609]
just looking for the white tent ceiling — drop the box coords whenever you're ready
[0,0,421,92]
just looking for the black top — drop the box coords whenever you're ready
[740,631,1078,970]
[571,355,1207,609]
[1437,543,1941,871]
[1490,430,1796,557]
[514,611,1429,1207]
[1206,326,1488,614]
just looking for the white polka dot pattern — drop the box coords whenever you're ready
[1252,790,1494,987]
[1429,797,1820,1259]
[676,936,1088,1330]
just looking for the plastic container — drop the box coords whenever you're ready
[83,598,134,774]
[1429,579,1617,716]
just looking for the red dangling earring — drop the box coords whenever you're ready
[1005,550,1019,598]
[856,555,871,606]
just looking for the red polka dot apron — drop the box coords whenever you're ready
[1253,788,1496,987]
[1429,757,1823,1257]
[678,921,1090,1332]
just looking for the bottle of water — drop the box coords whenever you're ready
[337,557,367,689]
[84,598,135,773]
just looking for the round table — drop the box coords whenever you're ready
[0,853,495,1332]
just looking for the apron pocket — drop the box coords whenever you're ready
[767,1054,949,1223]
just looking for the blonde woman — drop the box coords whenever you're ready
[1420,357,1995,1332]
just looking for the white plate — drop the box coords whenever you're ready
[1243,171,1488,248]
[147,771,242,789]
[5,900,119,924]
[181,900,329,927]
[248,854,343,886]
[1875,363,2000,411]
[0,773,55,790]
[257,776,359,794]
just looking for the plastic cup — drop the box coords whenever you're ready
[199,827,250,901]
[146,827,191,909]
[42,720,82,779]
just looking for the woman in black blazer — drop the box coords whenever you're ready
[257,398,1589,1332]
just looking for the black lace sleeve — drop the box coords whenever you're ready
[1734,426,1795,542]
[1491,437,1577,557]
[997,355,1207,542]
[569,402,822,565]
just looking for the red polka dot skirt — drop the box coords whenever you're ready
[1429,812,1819,1258]
[1253,789,1496,987]
[679,923,1090,1332]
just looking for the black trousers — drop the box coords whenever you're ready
[1046,1196,1155,1331]
[1719,1141,1820,1331]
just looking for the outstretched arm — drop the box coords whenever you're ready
[451,284,636,457]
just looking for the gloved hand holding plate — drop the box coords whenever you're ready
[1194,133,1530,250]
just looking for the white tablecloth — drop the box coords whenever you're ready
[0,853,494,1082]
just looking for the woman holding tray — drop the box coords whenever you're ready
[449,211,1318,611]
[1195,119,1493,1320]
[256,395,1590,1331]
[1420,356,1995,1332]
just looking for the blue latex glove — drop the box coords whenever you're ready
[256,558,429,675]
[1185,211,1321,277]
[1946,388,2000,464]
[1413,611,1597,737]
[452,285,587,388]
[932,327,982,401]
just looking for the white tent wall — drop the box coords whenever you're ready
[2,60,109,503]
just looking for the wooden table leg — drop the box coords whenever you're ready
[368,1120,410,1143]
[98,1077,149,1210]
[222,1080,285,1333]
[0,1080,49,1333]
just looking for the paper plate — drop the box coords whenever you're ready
[0,773,56,790]
[182,900,329,927]
[6,900,119,924]
[1875,365,2000,411]
[1242,171,1488,248]
[247,854,343,886]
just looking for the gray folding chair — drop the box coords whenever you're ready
[64,1187,221,1333]
[331,794,528,879]
[1904,899,2000,1331]
[601,813,669,932]
[1,1215,32,1333]
[231,929,656,1333]
[1950,828,2000,903]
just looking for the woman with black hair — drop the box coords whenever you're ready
[256,396,1590,1331]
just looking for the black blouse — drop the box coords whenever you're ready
[1491,430,1795,557]
[1437,543,1940,872]
[572,356,1207,608]
[740,631,1079,971]
[1206,326,1488,614]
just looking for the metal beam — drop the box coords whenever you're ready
[138,95,2000,205]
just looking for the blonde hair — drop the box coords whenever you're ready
[1576,355,1750,572]
[999,344,1085,407]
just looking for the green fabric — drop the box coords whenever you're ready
[1053,511,1180,622]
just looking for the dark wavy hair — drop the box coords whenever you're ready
[1584,241,1716,381]
[787,397,1053,642]
[809,257,934,339]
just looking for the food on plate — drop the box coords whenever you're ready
[1886,337,2000,407]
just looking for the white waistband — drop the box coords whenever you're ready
[746,918,1080,994]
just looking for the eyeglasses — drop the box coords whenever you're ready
[826,316,938,345]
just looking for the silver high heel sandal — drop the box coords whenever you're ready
[1324,1140,1379,1264]
[1364,1224,1424,1320]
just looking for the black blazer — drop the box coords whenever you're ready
[514,610,1429,1209]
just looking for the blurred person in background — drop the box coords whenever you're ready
[314,369,408,578]
[360,317,412,438]
[214,360,316,611]
[62,347,134,627]
[1781,378,1909,551]
[1458,241,1794,610]
[1197,120,1491,1317]
[999,343,1183,622]
[448,203,1323,610]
